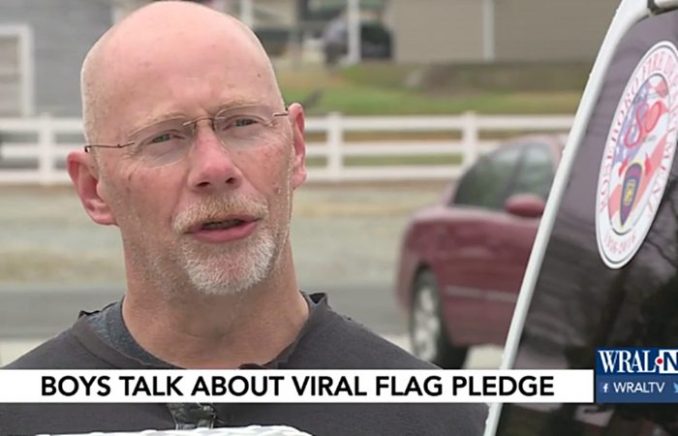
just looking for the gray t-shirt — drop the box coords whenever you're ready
[87,301,167,367]
[2,293,487,435]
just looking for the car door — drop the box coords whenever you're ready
[435,145,525,345]
[473,143,558,340]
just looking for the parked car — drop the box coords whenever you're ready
[395,135,564,368]
[485,1,678,435]
[322,18,392,65]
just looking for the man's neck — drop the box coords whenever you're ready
[120,263,309,369]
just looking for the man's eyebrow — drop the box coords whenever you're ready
[127,100,270,136]
[211,100,269,113]
[127,111,189,136]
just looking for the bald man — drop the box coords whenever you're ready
[1,2,486,435]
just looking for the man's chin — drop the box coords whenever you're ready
[189,281,254,297]
[181,261,260,295]
[177,234,277,296]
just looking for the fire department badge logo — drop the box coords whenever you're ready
[596,41,678,269]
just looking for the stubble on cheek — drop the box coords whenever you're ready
[102,162,188,287]
[111,164,151,227]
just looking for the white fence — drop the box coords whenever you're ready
[0,112,573,185]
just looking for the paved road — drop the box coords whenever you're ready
[0,283,405,339]
[0,282,412,366]
[0,284,504,368]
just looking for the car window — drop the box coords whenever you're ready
[453,146,523,210]
[509,144,555,199]
[496,7,678,436]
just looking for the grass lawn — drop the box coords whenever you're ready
[276,63,585,116]
[276,63,578,167]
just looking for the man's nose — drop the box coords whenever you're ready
[186,121,243,191]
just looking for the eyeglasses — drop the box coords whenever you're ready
[84,106,288,167]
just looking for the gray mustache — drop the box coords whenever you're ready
[173,197,268,233]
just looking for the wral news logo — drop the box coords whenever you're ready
[596,348,678,403]
[597,348,678,374]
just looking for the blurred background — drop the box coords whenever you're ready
[0,0,617,368]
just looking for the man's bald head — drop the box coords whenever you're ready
[81,1,280,146]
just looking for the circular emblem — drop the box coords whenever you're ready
[596,41,678,269]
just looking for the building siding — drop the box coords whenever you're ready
[388,0,618,64]
[0,0,111,117]
[390,0,484,63]
[494,0,619,62]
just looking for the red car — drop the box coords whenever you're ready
[395,136,564,368]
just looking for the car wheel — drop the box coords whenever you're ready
[409,270,468,369]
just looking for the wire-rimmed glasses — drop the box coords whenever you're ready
[84,105,289,167]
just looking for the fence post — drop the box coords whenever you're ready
[461,111,479,170]
[326,112,343,181]
[37,113,54,185]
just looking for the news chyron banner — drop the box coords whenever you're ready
[3,361,678,403]
[0,370,590,403]
[596,348,678,403]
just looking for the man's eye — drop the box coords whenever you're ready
[234,117,260,127]
[149,133,174,144]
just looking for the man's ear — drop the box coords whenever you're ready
[67,150,116,225]
[287,103,307,189]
